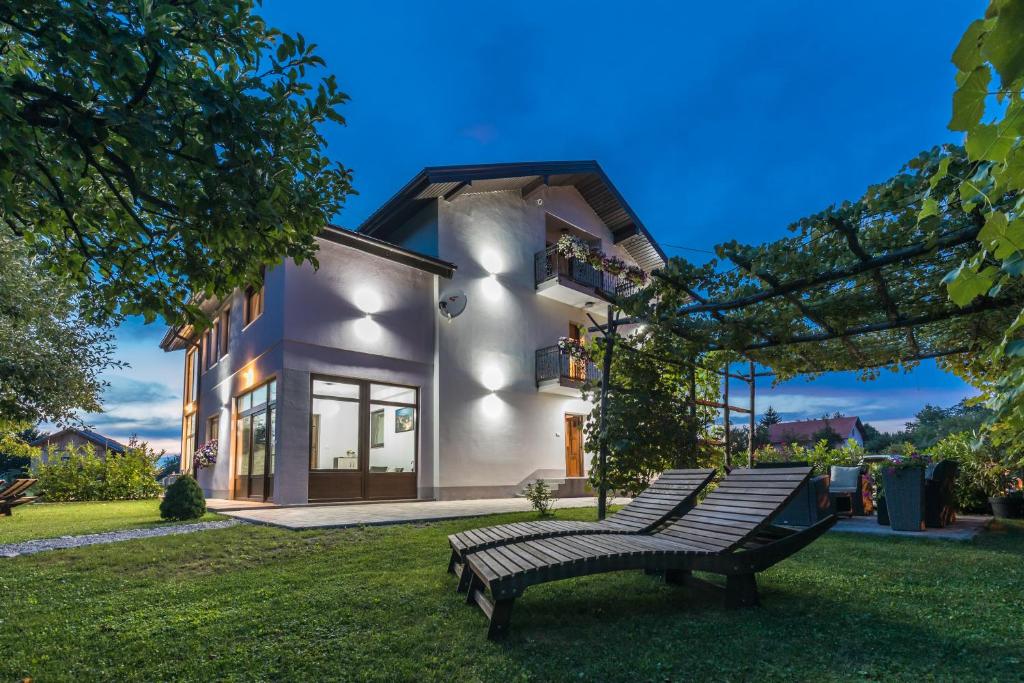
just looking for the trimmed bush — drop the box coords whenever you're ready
[160,475,206,521]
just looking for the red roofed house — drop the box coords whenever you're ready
[768,416,866,450]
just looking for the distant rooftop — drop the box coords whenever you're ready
[31,427,127,454]
[768,416,864,445]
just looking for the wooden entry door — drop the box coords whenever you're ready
[564,414,584,477]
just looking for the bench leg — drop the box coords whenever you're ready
[725,573,759,608]
[664,568,692,585]
[487,598,515,641]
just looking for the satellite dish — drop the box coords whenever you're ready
[438,290,467,321]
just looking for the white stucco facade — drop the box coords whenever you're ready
[167,163,664,504]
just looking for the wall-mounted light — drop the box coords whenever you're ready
[353,287,383,314]
[482,392,503,418]
[354,315,382,342]
[481,274,502,300]
[241,367,255,389]
[480,249,503,275]
[481,365,505,392]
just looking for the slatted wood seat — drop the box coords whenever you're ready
[447,469,715,586]
[460,467,837,639]
[0,478,38,516]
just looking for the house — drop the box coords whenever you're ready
[767,416,866,450]
[160,161,665,505]
[31,428,127,463]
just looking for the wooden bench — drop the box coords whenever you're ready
[0,478,38,516]
[447,468,716,587]
[459,467,837,640]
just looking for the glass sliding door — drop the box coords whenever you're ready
[308,377,418,502]
[233,379,277,500]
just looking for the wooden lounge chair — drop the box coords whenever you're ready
[448,469,716,585]
[460,467,836,639]
[0,478,38,516]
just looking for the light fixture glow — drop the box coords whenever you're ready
[480,249,503,275]
[353,287,383,314]
[354,314,382,342]
[480,366,505,392]
[241,367,254,388]
[482,392,502,417]
[481,274,502,300]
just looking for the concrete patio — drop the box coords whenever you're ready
[827,513,991,541]
[219,496,629,530]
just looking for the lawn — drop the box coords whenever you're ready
[1,507,1021,682]
[0,499,224,545]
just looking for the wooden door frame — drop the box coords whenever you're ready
[564,414,584,478]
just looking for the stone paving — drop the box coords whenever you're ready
[827,513,990,541]
[0,519,240,558]
[221,496,631,530]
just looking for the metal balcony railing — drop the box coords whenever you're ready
[533,245,639,298]
[535,345,600,387]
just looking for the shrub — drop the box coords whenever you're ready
[925,432,1007,513]
[523,479,554,517]
[160,475,206,521]
[33,439,163,501]
[755,439,863,475]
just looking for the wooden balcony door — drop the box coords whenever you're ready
[568,323,587,381]
[564,414,584,477]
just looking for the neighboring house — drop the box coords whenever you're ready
[31,428,127,463]
[161,160,665,504]
[767,416,866,450]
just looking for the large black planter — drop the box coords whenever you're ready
[876,497,889,526]
[882,468,925,531]
[989,496,1024,519]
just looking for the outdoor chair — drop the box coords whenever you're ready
[458,467,837,639]
[829,466,865,517]
[754,462,831,526]
[0,478,38,516]
[925,459,959,528]
[447,469,716,583]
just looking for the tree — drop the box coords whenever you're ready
[0,1,353,327]
[0,233,118,429]
[582,327,720,498]
[938,1,1024,447]
[759,406,782,429]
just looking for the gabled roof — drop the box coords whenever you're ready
[32,428,127,454]
[356,161,667,272]
[768,417,865,445]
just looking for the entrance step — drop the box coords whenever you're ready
[515,476,593,499]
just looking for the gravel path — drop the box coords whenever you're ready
[0,519,241,558]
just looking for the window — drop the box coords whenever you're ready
[244,272,265,326]
[219,309,230,358]
[310,378,417,474]
[207,414,220,444]
[183,347,198,406]
[181,413,196,474]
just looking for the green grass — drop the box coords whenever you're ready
[1,508,1022,682]
[0,499,224,545]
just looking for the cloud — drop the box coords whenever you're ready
[101,377,175,405]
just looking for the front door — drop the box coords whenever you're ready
[234,380,277,501]
[564,414,584,477]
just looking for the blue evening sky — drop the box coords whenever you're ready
[100,1,984,452]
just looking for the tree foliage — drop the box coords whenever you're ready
[0,233,119,429]
[0,0,353,326]
[583,326,721,498]
[937,0,1024,448]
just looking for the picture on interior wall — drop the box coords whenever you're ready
[370,409,385,448]
[395,407,415,433]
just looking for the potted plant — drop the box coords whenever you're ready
[988,471,1024,518]
[879,453,929,531]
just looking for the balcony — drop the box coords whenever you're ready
[535,345,600,396]
[534,245,637,309]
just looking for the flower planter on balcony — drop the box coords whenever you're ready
[882,468,925,531]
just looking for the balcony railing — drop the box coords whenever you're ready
[535,345,600,388]
[534,245,638,299]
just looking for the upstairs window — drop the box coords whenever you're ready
[245,281,264,326]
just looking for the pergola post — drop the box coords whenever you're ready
[596,305,616,521]
[748,360,756,467]
[723,361,731,467]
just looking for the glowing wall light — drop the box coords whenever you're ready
[353,287,383,314]
[480,249,503,275]
[480,274,502,300]
[241,367,255,389]
[480,365,505,392]
[354,315,382,342]
[481,392,503,418]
